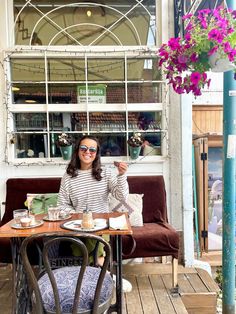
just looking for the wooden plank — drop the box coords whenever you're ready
[123,263,197,276]
[187,307,216,314]
[199,250,222,266]
[177,273,195,293]
[196,268,220,292]
[136,275,159,314]
[181,292,216,307]
[124,275,143,314]
[162,274,188,314]
[149,274,175,314]
[186,273,209,292]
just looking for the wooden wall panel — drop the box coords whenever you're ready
[192,106,223,135]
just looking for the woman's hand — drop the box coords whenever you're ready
[114,161,128,175]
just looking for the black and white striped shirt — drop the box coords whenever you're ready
[58,167,129,213]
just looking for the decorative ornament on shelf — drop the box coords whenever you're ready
[127,133,144,160]
[157,6,236,97]
[56,133,73,160]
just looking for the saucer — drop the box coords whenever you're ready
[43,214,72,222]
[11,220,44,229]
[61,219,108,232]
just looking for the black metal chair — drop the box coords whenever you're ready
[20,232,114,314]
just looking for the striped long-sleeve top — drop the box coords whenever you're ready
[57,167,129,213]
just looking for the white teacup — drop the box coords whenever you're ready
[20,217,32,227]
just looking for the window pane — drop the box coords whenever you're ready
[48,59,85,81]
[14,113,47,131]
[132,111,162,131]
[11,59,45,81]
[93,133,127,156]
[127,82,161,103]
[89,112,126,132]
[15,134,48,158]
[127,58,161,81]
[48,84,77,104]
[87,59,124,81]
[12,83,46,104]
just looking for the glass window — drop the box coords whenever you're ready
[7,1,166,162]
[13,0,156,46]
[7,51,165,160]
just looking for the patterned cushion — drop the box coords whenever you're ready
[109,193,144,227]
[38,266,113,312]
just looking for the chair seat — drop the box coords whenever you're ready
[38,266,113,313]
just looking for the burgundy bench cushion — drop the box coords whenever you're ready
[122,223,179,260]
[127,176,168,223]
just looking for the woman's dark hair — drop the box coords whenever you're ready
[66,135,102,181]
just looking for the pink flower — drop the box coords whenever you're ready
[168,38,181,50]
[190,72,201,84]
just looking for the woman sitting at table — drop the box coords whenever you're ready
[58,135,129,213]
[57,135,132,292]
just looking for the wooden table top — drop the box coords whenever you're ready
[0,212,133,238]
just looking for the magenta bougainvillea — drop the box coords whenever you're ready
[158,6,236,96]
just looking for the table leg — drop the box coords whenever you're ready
[108,235,123,314]
[116,235,123,314]
[10,238,29,314]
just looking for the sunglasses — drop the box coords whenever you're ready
[79,145,97,154]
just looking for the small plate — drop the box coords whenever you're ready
[61,219,108,232]
[11,220,44,229]
[43,214,72,222]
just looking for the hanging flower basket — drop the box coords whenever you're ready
[208,51,236,72]
[157,6,236,97]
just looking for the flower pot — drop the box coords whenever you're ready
[60,145,72,160]
[209,52,235,73]
[129,146,141,160]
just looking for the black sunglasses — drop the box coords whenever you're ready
[79,145,97,154]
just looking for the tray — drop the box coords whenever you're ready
[11,220,44,229]
[61,219,108,232]
[43,214,72,222]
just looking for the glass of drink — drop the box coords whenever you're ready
[48,205,60,220]
[13,209,28,225]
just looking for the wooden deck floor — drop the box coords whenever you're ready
[122,263,219,314]
[0,263,219,314]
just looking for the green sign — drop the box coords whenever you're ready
[77,85,106,104]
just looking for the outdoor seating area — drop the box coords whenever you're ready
[0,175,182,313]
[0,175,180,288]
[0,262,220,314]
[2,1,236,313]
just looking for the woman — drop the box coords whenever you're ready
[58,135,129,212]
[58,135,132,292]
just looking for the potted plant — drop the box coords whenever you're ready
[56,133,73,160]
[127,133,144,159]
[157,6,236,96]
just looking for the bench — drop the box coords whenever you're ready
[0,176,179,288]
